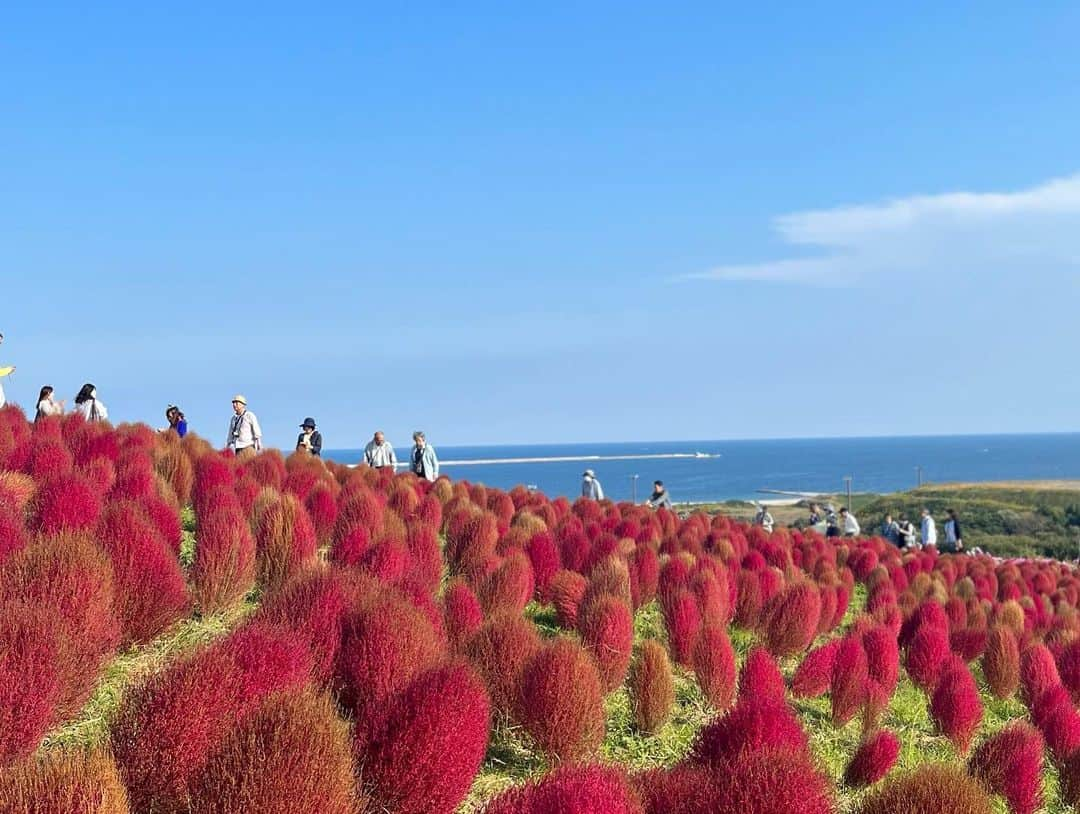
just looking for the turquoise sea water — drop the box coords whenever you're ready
[324,433,1080,504]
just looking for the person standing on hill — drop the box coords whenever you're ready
[581,469,604,500]
[754,503,774,532]
[166,405,188,437]
[226,395,261,459]
[410,431,439,481]
[35,386,64,420]
[72,383,108,422]
[840,507,860,537]
[896,514,917,549]
[920,507,937,547]
[943,508,963,552]
[881,513,901,546]
[364,431,397,469]
[296,417,322,456]
[646,480,673,510]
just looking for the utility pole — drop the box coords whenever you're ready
[843,476,853,511]
[631,474,639,503]
[915,466,923,488]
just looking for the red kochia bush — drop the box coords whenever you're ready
[549,568,589,629]
[478,551,535,617]
[444,578,485,652]
[692,625,736,711]
[484,764,644,814]
[194,490,256,613]
[967,722,1043,814]
[0,533,120,717]
[0,505,27,565]
[739,646,787,703]
[139,492,184,556]
[96,500,189,645]
[465,613,541,715]
[844,729,900,787]
[905,624,951,690]
[703,748,834,814]
[253,492,317,592]
[761,580,822,658]
[793,640,840,699]
[930,657,983,754]
[32,472,102,534]
[982,625,1021,700]
[189,690,359,814]
[578,594,634,693]
[1021,643,1061,706]
[688,693,808,767]
[0,602,61,764]
[628,640,675,734]
[525,532,562,601]
[518,637,606,763]
[831,635,869,726]
[856,763,993,814]
[663,590,701,667]
[0,748,130,812]
[360,662,490,814]
[335,594,444,747]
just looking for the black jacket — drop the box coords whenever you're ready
[297,430,323,456]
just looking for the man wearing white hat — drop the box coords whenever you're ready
[226,394,262,459]
[581,469,604,500]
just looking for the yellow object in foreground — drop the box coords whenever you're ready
[0,366,14,378]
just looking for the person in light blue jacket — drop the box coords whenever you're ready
[410,431,439,481]
[582,469,604,500]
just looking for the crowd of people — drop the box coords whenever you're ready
[792,502,973,553]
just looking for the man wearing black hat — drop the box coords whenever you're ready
[296,417,323,457]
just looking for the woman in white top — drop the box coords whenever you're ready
[35,385,65,421]
[72,383,108,422]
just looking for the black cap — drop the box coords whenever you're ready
[300,417,316,429]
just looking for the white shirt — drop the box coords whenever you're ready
[843,514,860,535]
[921,515,937,546]
[37,398,64,418]
[364,440,397,468]
[227,409,262,450]
[73,398,108,422]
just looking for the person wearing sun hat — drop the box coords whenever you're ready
[226,394,262,459]
[296,417,323,457]
[581,469,604,500]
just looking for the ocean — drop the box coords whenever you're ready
[323,433,1080,504]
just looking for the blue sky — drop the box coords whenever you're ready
[2,3,1079,448]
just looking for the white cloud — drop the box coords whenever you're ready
[695,173,1080,285]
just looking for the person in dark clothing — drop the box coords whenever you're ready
[943,508,963,552]
[166,405,188,437]
[296,417,323,456]
[646,480,673,510]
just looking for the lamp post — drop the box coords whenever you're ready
[631,474,639,503]
[843,476,853,511]
[915,466,923,488]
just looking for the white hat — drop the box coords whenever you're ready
[583,469,595,477]
[232,394,247,406]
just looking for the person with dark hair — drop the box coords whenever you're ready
[166,405,188,437]
[72,383,108,422]
[881,513,901,546]
[581,469,604,500]
[943,508,963,552]
[410,431,439,481]
[647,480,673,510]
[297,417,322,456]
[35,386,64,420]
[839,506,861,537]
[920,507,937,548]
[896,514,917,549]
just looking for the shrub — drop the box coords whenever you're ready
[739,647,786,703]
[360,662,490,814]
[863,624,900,698]
[692,626,736,711]
[518,637,606,763]
[704,748,834,814]
[96,501,190,645]
[329,522,370,567]
[856,763,993,814]
[830,636,869,726]
[844,729,900,787]
[982,626,1021,700]
[0,748,130,813]
[255,566,376,685]
[444,578,485,652]
[549,569,588,629]
[32,472,102,535]
[0,601,61,764]
[154,443,194,506]
[189,690,359,814]
[253,492,317,592]
[446,510,499,576]
[525,532,562,601]
[139,492,184,556]
[905,624,951,691]
[761,581,822,658]
[0,505,27,565]
[335,594,444,747]
[628,640,675,734]
[465,613,542,715]
[688,694,808,767]
[193,490,256,613]
[734,569,764,629]
[1035,692,1080,761]
[478,551,535,617]
[0,471,36,515]
[0,533,120,717]
[485,764,643,814]
[303,482,339,545]
[967,722,1043,814]
[662,590,701,667]
[1020,643,1061,706]
[792,640,840,699]
[578,595,634,693]
[929,657,983,754]
[25,437,74,481]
